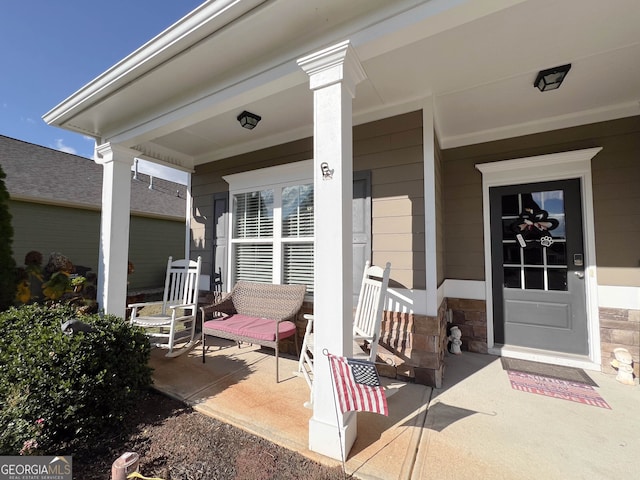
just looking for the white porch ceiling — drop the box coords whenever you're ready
[44,0,640,171]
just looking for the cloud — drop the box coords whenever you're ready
[54,138,77,154]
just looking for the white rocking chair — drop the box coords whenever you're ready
[297,261,391,403]
[129,256,202,357]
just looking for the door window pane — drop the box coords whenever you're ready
[504,267,521,288]
[524,267,544,290]
[502,219,517,241]
[546,242,567,265]
[547,269,568,291]
[503,243,520,264]
[523,246,543,265]
[500,188,570,292]
[501,194,519,216]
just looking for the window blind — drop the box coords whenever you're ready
[234,243,273,283]
[283,242,314,293]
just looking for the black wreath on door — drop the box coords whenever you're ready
[510,193,559,246]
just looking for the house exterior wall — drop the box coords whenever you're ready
[355,111,425,290]
[10,200,185,291]
[128,216,186,289]
[11,200,100,273]
[192,111,426,291]
[441,116,640,371]
[192,111,450,385]
[442,115,640,287]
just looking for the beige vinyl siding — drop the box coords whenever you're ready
[590,125,640,286]
[10,200,184,291]
[441,155,484,280]
[192,111,426,290]
[355,111,425,290]
[128,216,186,289]
[10,200,100,272]
[442,115,640,287]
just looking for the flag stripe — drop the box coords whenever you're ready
[327,353,388,416]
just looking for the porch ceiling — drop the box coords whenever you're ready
[44,0,640,171]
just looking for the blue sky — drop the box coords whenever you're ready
[1,1,204,184]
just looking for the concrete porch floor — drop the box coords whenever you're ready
[150,339,639,480]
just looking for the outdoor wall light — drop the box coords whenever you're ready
[534,64,571,92]
[237,110,261,129]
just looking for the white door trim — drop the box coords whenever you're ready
[476,147,603,370]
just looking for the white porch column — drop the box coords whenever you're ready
[298,40,366,461]
[94,143,135,318]
[422,99,438,316]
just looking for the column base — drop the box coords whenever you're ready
[309,411,357,461]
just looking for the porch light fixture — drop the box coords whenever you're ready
[534,64,571,92]
[237,110,261,130]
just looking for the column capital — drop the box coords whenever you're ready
[95,142,137,166]
[297,40,366,95]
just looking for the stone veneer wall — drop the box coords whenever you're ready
[377,300,449,387]
[599,307,640,377]
[447,298,488,354]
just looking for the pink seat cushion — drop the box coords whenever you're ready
[203,314,296,342]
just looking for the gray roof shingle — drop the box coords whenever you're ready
[0,135,186,219]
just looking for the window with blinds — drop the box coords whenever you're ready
[282,184,314,293]
[230,183,314,294]
[233,190,273,238]
[234,243,273,283]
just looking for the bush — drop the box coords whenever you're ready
[0,304,152,454]
[0,164,16,311]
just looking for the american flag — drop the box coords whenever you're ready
[327,353,388,416]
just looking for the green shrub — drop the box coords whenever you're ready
[0,164,16,311]
[0,304,152,454]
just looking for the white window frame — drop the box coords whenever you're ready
[223,160,313,289]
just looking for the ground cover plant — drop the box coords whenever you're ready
[0,304,151,455]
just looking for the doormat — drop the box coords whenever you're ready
[507,371,611,409]
[500,357,598,387]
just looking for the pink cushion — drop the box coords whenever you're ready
[203,314,296,342]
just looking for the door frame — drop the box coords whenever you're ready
[476,147,602,370]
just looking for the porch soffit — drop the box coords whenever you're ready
[44,0,640,170]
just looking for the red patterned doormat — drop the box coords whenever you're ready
[507,371,611,409]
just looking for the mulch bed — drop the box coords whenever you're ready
[73,390,347,480]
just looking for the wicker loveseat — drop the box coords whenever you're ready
[200,281,306,382]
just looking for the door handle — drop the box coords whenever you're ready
[574,271,585,279]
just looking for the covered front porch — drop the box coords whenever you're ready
[150,342,638,479]
[43,0,640,465]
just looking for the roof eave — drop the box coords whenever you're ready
[42,0,267,131]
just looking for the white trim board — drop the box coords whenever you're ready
[476,147,603,367]
[598,285,640,310]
